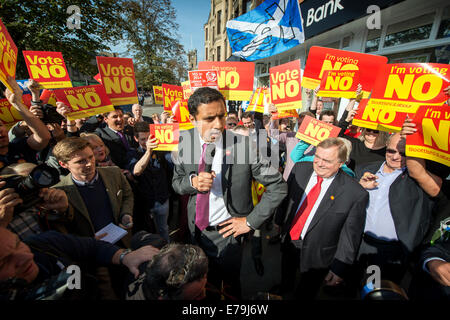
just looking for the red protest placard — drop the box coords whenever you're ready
[0,94,32,129]
[96,56,138,106]
[171,99,194,131]
[406,105,450,167]
[23,51,72,89]
[270,60,302,111]
[94,73,102,84]
[0,18,18,92]
[319,70,359,99]
[53,85,114,120]
[153,85,163,105]
[150,123,180,151]
[188,70,219,91]
[198,61,254,101]
[295,115,342,146]
[352,63,450,132]
[162,83,183,113]
[271,109,299,120]
[303,46,387,99]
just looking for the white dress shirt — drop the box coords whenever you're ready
[295,171,336,240]
[196,134,231,226]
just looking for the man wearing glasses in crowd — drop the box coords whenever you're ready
[355,133,435,289]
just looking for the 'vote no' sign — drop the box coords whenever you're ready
[23,51,72,89]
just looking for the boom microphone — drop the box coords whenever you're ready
[204,144,216,173]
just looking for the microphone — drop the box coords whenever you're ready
[204,144,216,173]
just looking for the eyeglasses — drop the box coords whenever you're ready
[386,148,406,157]
[227,122,237,127]
[365,129,379,134]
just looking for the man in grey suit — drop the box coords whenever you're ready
[172,87,287,299]
[276,137,369,299]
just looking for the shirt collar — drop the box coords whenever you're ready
[198,132,222,148]
[312,170,338,181]
[72,171,99,186]
[378,161,405,176]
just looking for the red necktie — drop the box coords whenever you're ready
[289,175,324,240]
[195,144,209,231]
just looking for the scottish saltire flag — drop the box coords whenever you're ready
[226,0,304,61]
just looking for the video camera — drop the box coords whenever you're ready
[0,163,60,214]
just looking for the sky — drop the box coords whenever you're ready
[110,0,211,63]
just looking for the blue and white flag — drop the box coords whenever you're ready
[226,0,304,61]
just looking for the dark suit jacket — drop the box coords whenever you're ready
[276,162,369,278]
[356,161,434,253]
[95,126,134,169]
[172,128,288,237]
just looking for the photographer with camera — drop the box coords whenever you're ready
[0,77,51,167]
[0,162,68,240]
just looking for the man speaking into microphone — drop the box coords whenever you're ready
[172,87,287,299]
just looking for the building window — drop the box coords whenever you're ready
[437,5,450,39]
[217,46,221,61]
[217,10,221,34]
[213,26,215,42]
[342,35,351,48]
[365,29,381,53]
[384,13,434,47]
[206,49,208,61]
[205,28,208,41]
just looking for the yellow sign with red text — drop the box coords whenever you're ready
[96,56,138,106]
[53,85,114,120]
[153,85,163,105]
[0,19,18,92]
[150,123,179,151]
[270,60,302,111]
[353,63,450,132]
[181,81,192,100]
[406,105,450,167]
[23,51,72,89]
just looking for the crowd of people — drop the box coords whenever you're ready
[0,75,449,301]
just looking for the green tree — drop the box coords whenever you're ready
[0,0,121,79]
[116,0,188,90]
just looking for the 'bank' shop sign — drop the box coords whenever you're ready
[300,0,404,39]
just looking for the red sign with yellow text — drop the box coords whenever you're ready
[303,46,387,98]
[162,84,183,114]
[23,51,72,89]
[295,115,342,146]
[171,99,194,131]
[94,73,102,84]
[319,70,359,99]
[353,63,450,132]
[0,94,33,129]
[150,123,180,151]
[198,61,254,101]
[406,105,450,167]
[53,85,114,120]
[270,60,302,111]
[0,18,18,92]
[181,81,192,100]
[96,56,138,106]
[153,85,163,105]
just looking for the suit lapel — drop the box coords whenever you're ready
[304,170,346,235]
[287,164,313,223]
[221,130,232,194]
[61,175,92,228]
